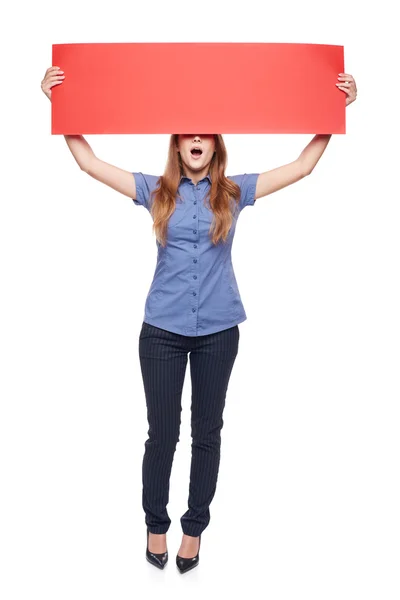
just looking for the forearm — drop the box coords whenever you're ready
[298,134,332,175]
[63,135,96,171]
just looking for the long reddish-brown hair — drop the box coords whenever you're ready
[149,134,241,247]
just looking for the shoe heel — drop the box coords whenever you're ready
[146,529,168,570]
[176,534,201,574]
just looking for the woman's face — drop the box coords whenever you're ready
[176,134,216,175]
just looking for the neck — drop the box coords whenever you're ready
[182,165,210,185]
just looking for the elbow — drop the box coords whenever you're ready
[82,155,96,175]
[302,165,313,177]
[298,159,312,178]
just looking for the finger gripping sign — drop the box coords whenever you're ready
[51,42,345,135]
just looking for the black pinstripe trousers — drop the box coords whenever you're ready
[138,320,240,537]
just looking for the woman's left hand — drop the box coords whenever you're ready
[336,73,357,107]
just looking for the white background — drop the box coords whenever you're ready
[1,0,399,598]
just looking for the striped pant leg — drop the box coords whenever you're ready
[180,325,240,537]
[138,322,189,534]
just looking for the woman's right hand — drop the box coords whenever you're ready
[41,66,65,101]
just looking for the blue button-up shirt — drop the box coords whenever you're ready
[132,171,259,336]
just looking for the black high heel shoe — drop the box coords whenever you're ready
[146,529,168,570]
[176,534,201,574]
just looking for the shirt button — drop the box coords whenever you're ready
[196,186,200,190]
[193,244,197,248]
[193,291,196,296]
[193,275,197,280]
[193,259,197,263]
[194,201,197,205]
[193,215,196,219]
[192,308,196,312]
[193,230,197,234]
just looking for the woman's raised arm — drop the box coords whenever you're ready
[82,151,137,200]
[41,66,137,200]
[255,134,332,200]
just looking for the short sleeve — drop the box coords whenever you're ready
[227,173,259,211]
[132,172,161,211]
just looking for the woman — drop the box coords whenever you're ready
[41,66,357,574]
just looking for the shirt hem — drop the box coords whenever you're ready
[143,314,247,336]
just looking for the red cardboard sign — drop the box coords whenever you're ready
[51,43,345,134]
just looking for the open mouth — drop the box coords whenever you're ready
[190,148,203,159]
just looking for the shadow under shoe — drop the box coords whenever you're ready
[176,534,201,574]
[146,529,168,570]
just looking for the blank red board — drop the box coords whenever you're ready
[51,43,345,135]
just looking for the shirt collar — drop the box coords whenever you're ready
[180,172,212,184]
